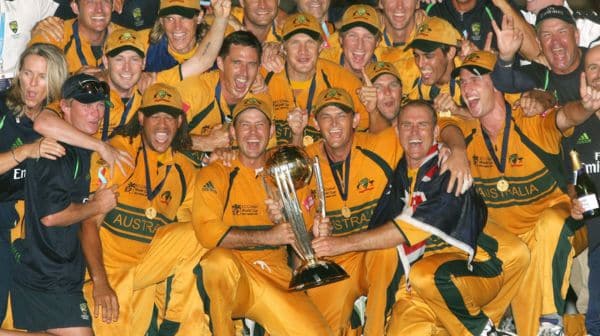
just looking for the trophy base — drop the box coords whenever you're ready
[289,260,349,291]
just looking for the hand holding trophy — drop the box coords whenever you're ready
[264,145,349,291]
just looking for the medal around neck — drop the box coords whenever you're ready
[264,145,349,291]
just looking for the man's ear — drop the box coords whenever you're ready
[71,1,80,16]
[217,56,225,72]
[352,112,360,129]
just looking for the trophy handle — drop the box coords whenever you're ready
[312,156,327,220]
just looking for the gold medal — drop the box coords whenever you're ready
[145,207,157,220]
[303,135,314,146]
[341,205,351,218]
[496,179,509,192]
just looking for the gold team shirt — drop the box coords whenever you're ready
[305,127,402,236]
[29,19,116,73]
[192,158,316,263]
[265,59,370,145]
[175,70,232,136]
[89,134,196,267]
[97,88,143,140]
[441,106,572,235]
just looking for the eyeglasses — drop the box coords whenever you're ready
[78,79,109,97]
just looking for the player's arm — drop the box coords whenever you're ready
[190,124,231,152]
[556,73,600,132]
[79,212,119,323]
[312,221,405,257]
[41,184,118,227]
[0,137,65,175]
[34,107,133,174]
[179,0,231,79]
[438,123,472,196]
[491,0,543,63]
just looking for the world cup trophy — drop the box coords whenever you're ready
[264,145,349,291]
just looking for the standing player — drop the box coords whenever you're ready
[9,74,117,335]
[453,50,599,335]
[192,93,333,336]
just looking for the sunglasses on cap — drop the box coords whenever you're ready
[77,79,109,98]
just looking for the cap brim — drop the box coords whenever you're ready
[405,39,448,52]
[71,93,107,104]
[158,6,199,19]
[340,22,380,36]
[141,105,183,117]
[314,102,354,115]
[452,65,492,78]
[283,29,322,42]
[106,45,145,58]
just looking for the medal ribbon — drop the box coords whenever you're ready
[72,21,89,67]
[285,70,317,115]
[142,141,172,201]
[481,102,512,174]
[215,81,233,124]
[325,150,351,202]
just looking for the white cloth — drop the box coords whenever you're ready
[0,0,58,78]
[521,2,600,48]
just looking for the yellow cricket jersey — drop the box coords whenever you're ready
[231,7,282,43]
[29,19,112,73]
[318,31,387,69]
[265,59,370,145]
[174,70,232,136]
[89,134,196,267]
[305,127,403,236]
[192,158,316,262]
[442,106,572,235]
[95,88,143,140]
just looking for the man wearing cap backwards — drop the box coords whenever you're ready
[492,5,586,105]
[450,50,600,336]
[7,74,117,335]
[79,82,206,336]
[29,0,113,73]
[319,4,385,79]
[265,13,369,147]
[358,60,404,133]
[303,86,472,335]
[192,93,333,336]
[310,99,529,335]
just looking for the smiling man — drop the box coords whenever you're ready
[451,50,599,336]
[30,0,112,73]
[492,5,586,105]
[80,82,206,335]
[174,31,262,163]
[265,13,369,146]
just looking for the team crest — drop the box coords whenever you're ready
[356,177,374,193]
[353,7,369,18]
[119,32,136,42]
[509,153,523,167]
[471,22,481,40]
[294,15,309,25]
[324,88,342,101]
[160,191,172,205]
[244,97,260,106]
[80,303,90,320]
[154,90,172,103]
[416,22,432,35]
[464,53,481,63]
[9,21,17,34]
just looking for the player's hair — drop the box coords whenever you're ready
[7,43,68,117]
[398,99,438,125]
[113,113,192,152]
[218,31,263,61]
[150,12,209,45]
